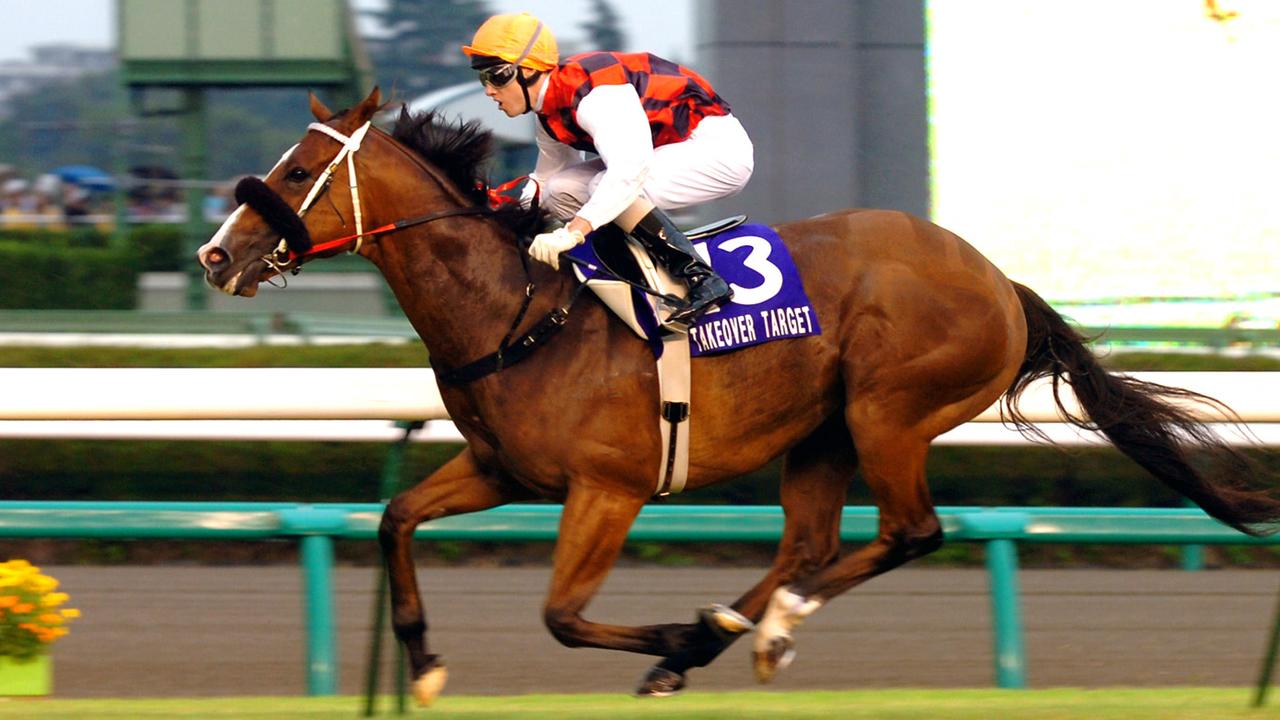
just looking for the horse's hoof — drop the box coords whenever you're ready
[752,635,795,684]
[698,603,754,640]
[635,665,686,697]
[412,664,448,707]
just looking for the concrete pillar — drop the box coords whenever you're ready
[695,1,927,224]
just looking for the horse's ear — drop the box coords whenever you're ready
[352,87,383,124]
[309,92,333,121]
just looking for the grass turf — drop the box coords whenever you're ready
[1,688,1276,719]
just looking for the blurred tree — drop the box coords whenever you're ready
[362,0,493,102]
[0,72,126,177]
[580,0,628,52]
[0,72,328,180]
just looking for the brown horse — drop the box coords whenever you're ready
[197,89,1280,704]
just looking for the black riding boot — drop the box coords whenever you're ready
[629,208,733,325]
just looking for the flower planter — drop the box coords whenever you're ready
[0,654,51,697]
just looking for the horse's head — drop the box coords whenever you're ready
[197,88,384,296]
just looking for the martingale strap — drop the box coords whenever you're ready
[436,277,588,386]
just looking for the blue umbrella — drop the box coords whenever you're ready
[51,165,115,190]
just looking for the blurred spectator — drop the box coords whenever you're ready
[63,185,90,225]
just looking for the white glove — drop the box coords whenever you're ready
[528,226,585,270]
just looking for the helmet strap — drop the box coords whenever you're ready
[517,68,545,115]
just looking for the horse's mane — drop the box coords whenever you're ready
[389,106,547,236]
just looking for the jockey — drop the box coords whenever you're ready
[462,12,754,326]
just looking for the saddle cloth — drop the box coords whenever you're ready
[567,221,822,353]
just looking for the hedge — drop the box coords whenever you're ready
[0,241,138,309]
[0,225,367,280]
[127,225,186,271]
[0,226,110,248]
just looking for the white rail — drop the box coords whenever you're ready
[0,369,1276,446]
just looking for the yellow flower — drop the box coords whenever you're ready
[1,561,77,656]
[29,576,57,594]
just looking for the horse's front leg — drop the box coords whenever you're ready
[540,483,707,663]
[378,447,524,706]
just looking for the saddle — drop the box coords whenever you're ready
[570,215,747,496]
[582,215,748,337]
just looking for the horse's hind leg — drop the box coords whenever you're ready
[753,419,942,682]
[378,447,530,706]
[637,413,853,695]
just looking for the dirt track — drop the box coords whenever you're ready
[39,566,1280,698]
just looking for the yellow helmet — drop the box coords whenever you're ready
[462,13,559,72]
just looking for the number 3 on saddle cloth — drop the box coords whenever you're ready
[564,219,823,358]
[564,218,822,495]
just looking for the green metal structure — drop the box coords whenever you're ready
[117,0,374,310]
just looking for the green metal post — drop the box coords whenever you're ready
[111,100,132,250]
[1180,544,1205,571]
[300,534,338,695]
[986,538,1027,689]
[396,644,407,714]
[180,87,208,310]
[1181,500,1204,571]
[364,421,420,715]
[1253,580,1280,707]
[363,573,387,716]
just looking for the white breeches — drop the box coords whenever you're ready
[541,115,755,223]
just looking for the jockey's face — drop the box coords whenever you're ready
[484,67,537,117]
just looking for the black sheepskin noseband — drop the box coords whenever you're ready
[234,176,313,255]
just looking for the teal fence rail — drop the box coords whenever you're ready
[0,502,1273,694]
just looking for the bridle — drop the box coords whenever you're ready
[237,116,587,385]
[251,119,493,282]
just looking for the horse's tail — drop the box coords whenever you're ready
[1003,281,1280,537]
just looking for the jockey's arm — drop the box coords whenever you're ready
[527,122,580,207]
[571,83,654,234]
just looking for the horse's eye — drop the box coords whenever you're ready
[286,167,309,183]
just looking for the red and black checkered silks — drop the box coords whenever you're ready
[537,52,732,154]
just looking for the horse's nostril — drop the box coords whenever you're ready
[204,247,230,269]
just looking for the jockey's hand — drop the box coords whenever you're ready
[528,227,585,270]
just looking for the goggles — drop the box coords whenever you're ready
[478,63,518,88]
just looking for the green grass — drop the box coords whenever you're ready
[1,689,1277,720]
